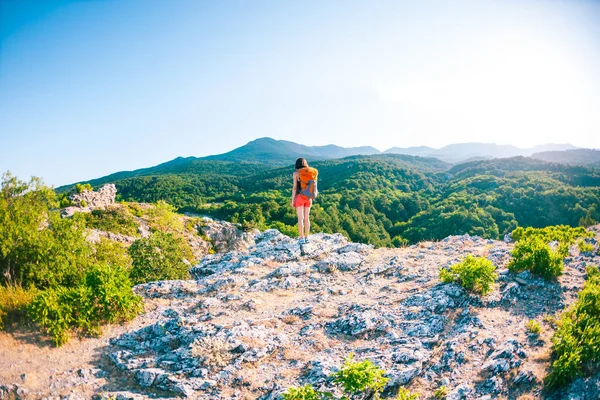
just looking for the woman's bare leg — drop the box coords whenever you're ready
[296,206,304,238]
[303,206,311,238]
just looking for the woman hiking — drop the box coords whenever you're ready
[292,158,318,244]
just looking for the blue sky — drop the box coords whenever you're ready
[1,0,599,186]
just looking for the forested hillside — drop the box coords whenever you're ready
[60,153,600,247]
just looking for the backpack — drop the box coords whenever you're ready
[298,167,318,199]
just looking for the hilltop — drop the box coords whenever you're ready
[1,228,599,399]
[1,186,599,399]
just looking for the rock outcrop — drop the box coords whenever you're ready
[96,230,598,399]
[3,226,599,399]
[200,218,259,253]
[61,184,117,217]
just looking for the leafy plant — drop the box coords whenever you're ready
[578,239,595,254]
[545,265,600,389]
[439,255,497,295]
[128,231,195,284]
[332,353,389,397]
[147,200,184,232]
[395,387,419,400]
[508,237,564,280]
[526,319,542,335]
[433,385,448,399]
[282,384,330,400]
[75,183,93,193]
[84,205,139,236]
[28,264,142,346]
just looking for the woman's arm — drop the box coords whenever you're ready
[291,172,297,207]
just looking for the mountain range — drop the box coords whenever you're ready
[59,138,596,190]
[206,137,579,165]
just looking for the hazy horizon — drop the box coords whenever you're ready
[1,0,599,186]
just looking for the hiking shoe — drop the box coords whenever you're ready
[304,237,311,243]
[298,238,306,244]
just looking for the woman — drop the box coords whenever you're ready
[292,157,312,244]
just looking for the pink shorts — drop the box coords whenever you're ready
[294,194,312,208]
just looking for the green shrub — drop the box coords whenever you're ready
[281,385,326,400]
[439,255,497,295]
[526,319,542,335]
[92,238,132,269]
[28,264,142,346]
[396,387,419,400]
[58,193,73,208]
[128,231,195,284]
[511,225,592,245]
[0,285,38,330]
[433,386,448,399]
[147,200,184,232]
[332,353,389,396]
[545,265,600,389]
[85,205,139,236]
[578,239,595,254]
[125,202,146,218]
[75,183,93,193]
[508,237,564,280]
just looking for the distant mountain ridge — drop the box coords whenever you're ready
[384,142,578,163]
[202,137,380,165]
[58,137,588,191]
[531,148,600,167]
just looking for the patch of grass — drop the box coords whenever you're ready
[526,319,542,335]
[439,255,497,295]
[396,387,419,400]
[0,285,38,330]
[433,385,448,399]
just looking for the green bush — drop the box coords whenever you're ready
[147,200,184,232]
[85,205,139,236]
[545,265,600,389]
[511,225,592,245]
[439,255,497,295]
[508,237,564,279]
[28,263,142,346]
[0,285,38,330]
[281,385,326,400]
[75,183,93,193]
[92,237,132,269]
[128,231,195,284]
[396,387,419,400]
[578,239,595,254]
[332,353,389,396]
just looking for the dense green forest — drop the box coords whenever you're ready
[61,154,600,247]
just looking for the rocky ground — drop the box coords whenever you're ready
[1,225,599,400]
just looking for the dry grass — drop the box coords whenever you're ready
[239,336,268,349]
[0,285,38,330]
[281,343,313,362]
[190,336,233,369]
[281,315,301,325]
